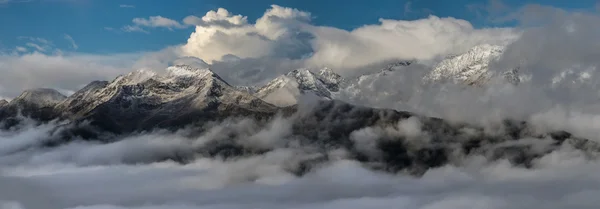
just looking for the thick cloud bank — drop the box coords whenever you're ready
[181,5,518,70]
[1,118,600,209]
[0,53,134,98]
[332,5,600,142]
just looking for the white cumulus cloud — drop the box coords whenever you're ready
[180,5,518,71]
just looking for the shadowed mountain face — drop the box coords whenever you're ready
[0,64,599,176]
[0,88,66,126]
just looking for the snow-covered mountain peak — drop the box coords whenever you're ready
[12,88,67,107]
[318,67,344,87]
[318,67,335,75]
[52,64,274,120]
[382,61,414,72]
[112,69,158,86]
[425,44,505,83]
[286,68,321,90]
[166,64,214,78]
[109,65,227,89]
[163,64,231,87]
[0,99,8,107]
[254,67,344,106]
[285,67,344,90]
[353,61,414,83]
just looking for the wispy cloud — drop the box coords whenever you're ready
[122,16,188,33]
[404,1,412,16]
[467,0,511,22]
[121,25,149,33]
[17,36,51,45]
[18,36,53,52]
[63,34,78,50]
[402,1,434,17]
[14,46,27,52]
[25,43,47,52]
[119,4,134,8]
[0,0,33,5]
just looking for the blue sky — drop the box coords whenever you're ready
[0,0,597,55]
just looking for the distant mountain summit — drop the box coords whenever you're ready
[254,68,344,106]
[0,88,66,122]
[11,88,66,107]
[425,44,519,85]
[0,99,7,108]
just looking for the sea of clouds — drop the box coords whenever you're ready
[1,116,600,209]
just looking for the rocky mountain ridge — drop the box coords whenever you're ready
[0,60,598,176]
[253,68,345,106]
[250,44,523,108]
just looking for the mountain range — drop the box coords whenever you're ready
[1,44,596,176]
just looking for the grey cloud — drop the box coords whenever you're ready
[0,52,146,99]
[2,118,600,209]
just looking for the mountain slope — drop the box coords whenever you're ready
[55,81,110,117]
[424,44,520,85]
[0,88,66,121]
[71,65,278,133]
[0,65,278,133]
[11,88,66,107]
[254,68,344,106]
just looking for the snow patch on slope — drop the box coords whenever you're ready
[254,68,344,106]
[425,44,505,84]
[116,69,158,86]
[166,65,213,78]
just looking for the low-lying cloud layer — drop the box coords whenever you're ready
[1,117,600,209]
